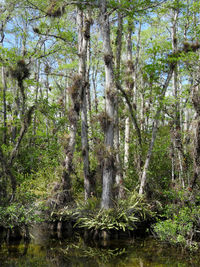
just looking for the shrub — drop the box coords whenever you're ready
[153,205,200,251]
[0,202,45,229]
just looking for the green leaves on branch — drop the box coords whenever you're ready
[153,205,200,251]
[0,203,44,229]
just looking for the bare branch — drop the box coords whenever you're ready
[40,72,73,79]
[34,31,70,42]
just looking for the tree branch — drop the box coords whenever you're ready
[9,105,35,166]
[116,81,142,146]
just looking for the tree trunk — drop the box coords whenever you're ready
[2,66,7,145]
[114,10,124,199]
[60,75,82,204]
[191,85,200,189]
[123,20,133,178]
[134,21,142,171]
[139,66,174,195]
[121,20,143,178]
[99,0,116,209]
[124,116,130,174]
[77,8,92,201]
[0,104,35,201]
[133,20,141,110]
[1,25,7,145]
[171,9,185,188]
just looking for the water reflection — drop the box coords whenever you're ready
[0,228,200,267]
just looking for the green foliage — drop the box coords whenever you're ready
[48,192,155,234]
[147,126,172,195]
[153,186,200,251]
[0,202,45,229]
[74,192,155,232]
[50,206,77,223]
[16,165,62,205]
[76,208,138,231]
[153,205,200,251]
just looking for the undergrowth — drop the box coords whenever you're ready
[50,191,156,233]
[153,189,200,251]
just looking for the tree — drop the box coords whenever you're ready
[99,0,116,209]
[77,8,92,201]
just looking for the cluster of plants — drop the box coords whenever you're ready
[0,202,44,229]
[153,189,200,251]
[50,191,156,233]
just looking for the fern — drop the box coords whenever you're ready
[74,191,155,232]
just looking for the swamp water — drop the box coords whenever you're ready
[0,225,200,267]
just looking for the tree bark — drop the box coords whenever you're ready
[191,85,200,189]
[60,75,82,204]
[124,116,130,170]
[114,10,124,199]
[99,0,116,209]
[1,24,7,145]
[2,66,7,145]
[171,8,185,188]
[134,21,142,171]
[77,8,92,201]
[123,20,132,178]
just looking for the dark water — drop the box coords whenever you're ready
[0,226,200,267]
